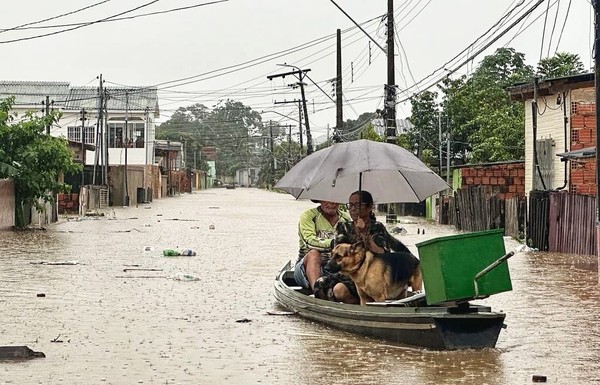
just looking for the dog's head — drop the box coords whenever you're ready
[327,242,367,274]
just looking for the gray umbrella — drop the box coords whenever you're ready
[274,139,449,204]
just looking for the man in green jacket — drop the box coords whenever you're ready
[294,200,358,303]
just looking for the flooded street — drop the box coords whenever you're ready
[1,187,599,384]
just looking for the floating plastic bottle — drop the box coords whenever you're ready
[162,249,180,257]
[171,273,200,281]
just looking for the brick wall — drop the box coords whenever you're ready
[57,193,79,214]
[460,162,525,200]
[570,100,596,197]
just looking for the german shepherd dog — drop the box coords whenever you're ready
[327,242,423,305]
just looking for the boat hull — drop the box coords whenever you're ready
[274,268,506,350]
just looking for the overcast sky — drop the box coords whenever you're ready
[0,0,594,140]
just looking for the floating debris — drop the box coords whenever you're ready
[30,261,79,266]
[266,311,295,316]
[0,346,45,360]
[390,226,407,235]
[170,273,200,281]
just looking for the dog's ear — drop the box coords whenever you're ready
[350,241,361,254]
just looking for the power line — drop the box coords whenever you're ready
[1,1,228,32]
[0,0,111,34]
[0,0,161,44]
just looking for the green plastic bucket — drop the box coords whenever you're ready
[416,229,512,305]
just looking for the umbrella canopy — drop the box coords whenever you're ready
[274,139,449,204]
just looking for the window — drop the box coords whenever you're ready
[108,121,145,148]
[67,126,95,144]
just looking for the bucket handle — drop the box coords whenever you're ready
[473,251,515,297]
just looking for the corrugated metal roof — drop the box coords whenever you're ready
[63,86,159,114]
[0,81,70,106]
[0,81,159,115]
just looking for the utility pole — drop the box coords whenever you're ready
[124,92,130,206]
[446,130,451,185]
[274,99,303,150]
[267,66,313,154]
[288,124,292,169]
[103,84,110,188]
[438,111,443,176]
[93,75,105,186]
[594,0,600,261]
[80,108,87,187]
[335,29,343,142]
[42,96,51,135]
[385,0,397,144]
[269,120,274,187]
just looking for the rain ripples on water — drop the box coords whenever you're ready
[0,188,598,384]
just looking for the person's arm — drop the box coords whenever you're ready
[298,210,333,251]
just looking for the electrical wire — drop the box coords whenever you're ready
[0,1,227,31]
[0,0,161,44]
[0,0,111,33]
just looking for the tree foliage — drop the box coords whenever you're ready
[405,48,536,165]
[407,90,439,163]
[157,100,265,179]
[0,97,82,228]
[537,52,585,79]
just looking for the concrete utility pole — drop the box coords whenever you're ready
[80,108,87,187]
[385,0,397,144]
[124,92,130,206]
[594,1,600,261]
[335,29,343,141]
[438,111,443,176]
[267,66,313,154]
[42,95,51,135]
[93,75,104,186]
[269,120,274,186]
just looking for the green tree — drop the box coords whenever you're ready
[440,47,534,163]
[537,52,585,79]
[0,98,82,228]
[408,90,439,164]
[157,100,264,180]
[157,103,210,172]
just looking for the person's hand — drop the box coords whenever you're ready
[355,217,366,232]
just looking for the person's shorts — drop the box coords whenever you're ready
[293,256,322,289]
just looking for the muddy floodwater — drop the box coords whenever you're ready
[0,188,599,384]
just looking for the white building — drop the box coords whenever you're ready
[0,81,159,168]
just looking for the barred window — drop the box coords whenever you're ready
[67,126,95,144]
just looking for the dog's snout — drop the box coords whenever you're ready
[326,257,341,273]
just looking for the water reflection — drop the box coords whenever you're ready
[286,324,506,385]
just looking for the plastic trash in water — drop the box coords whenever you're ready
[162,249,196,256]
[171,273,200,281]
[514,244,538,253]
[390,226,407,235]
